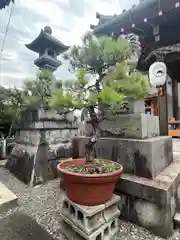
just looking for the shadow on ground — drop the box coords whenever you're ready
[0,212,54,240]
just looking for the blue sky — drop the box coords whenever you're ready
[0,0,139,88]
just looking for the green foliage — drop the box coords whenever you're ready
[50,69,88,112]
[64,33,132,74]
[0,87,26,123]
[0,69,54,125]
[64,159,121,174]
[55,35,136,112]
[104,63,149,101]
[50,65,149,114]
[23,69,53,108]
[0,34,149,129]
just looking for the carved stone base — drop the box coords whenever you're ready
[5,109,78,186]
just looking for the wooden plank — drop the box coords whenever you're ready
[159,83,168,136]
[168,120,180,124]
[172,79,179,120]
[168,130,180,137]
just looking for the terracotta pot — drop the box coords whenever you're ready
[57,159,123,206]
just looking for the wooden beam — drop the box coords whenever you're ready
[172,78,179,120]
[159,83,168,136]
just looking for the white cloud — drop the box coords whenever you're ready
[0,0,138,88]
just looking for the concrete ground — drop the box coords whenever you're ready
[0,138,180,240]
[173,139,180,153]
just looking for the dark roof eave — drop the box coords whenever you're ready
[92,0,157,36]
[25,30,69,53]
[0,0,14,10]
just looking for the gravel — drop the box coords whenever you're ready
[0,167,180,240]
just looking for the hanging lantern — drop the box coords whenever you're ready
[149,61,167,87]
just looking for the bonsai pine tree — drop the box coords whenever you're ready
[50,34,149,169]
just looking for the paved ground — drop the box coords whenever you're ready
[0,167,180,240]
[173,139,180,153]
[0,213,54,240]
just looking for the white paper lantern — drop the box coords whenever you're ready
[149,61,167,87]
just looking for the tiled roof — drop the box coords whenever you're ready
[90,1,142,30]
[91,0,178,36]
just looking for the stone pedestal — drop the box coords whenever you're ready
[5,109,78,186]
[73,111,180,238]
[77,136,173,179]
[60,194,120,240]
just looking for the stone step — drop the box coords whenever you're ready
[116,159,180,207]
[0,182,18,214]
[174,212,180,226]
[0,159,7,168]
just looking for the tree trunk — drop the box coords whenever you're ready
[85,106,99,163]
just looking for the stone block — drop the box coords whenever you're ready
[84,113,159,139]
[114,160,180,238]
[60,215,119,240]
[20,121,78,130]
[38,109,75,122]
[174,212,180,226]
[61,194,120,235]
[0,183,18,213]
[115,159,180,207]
[118,194,174,238]
[20,109,78,130]
[21,108,75,123]
[104,100,145,115]
[77,136,173,179]
[128,100,145,114]
[16,131,40,145]
[46,129,78,145]
[0,159,7,167]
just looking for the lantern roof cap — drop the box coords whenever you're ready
[25,26,69,54]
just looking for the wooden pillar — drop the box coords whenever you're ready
[172,79,179,120]
[159,83,168,135]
